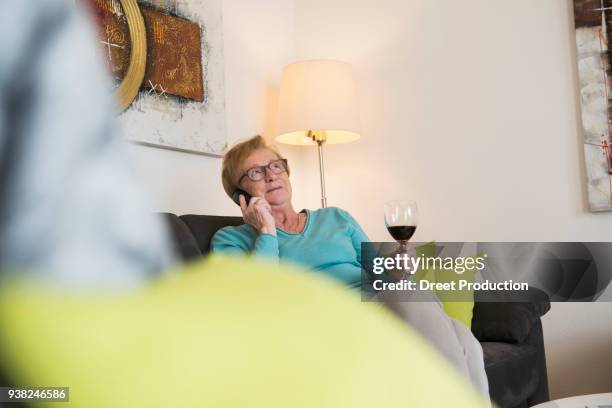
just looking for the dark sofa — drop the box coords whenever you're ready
[161,212,551,408]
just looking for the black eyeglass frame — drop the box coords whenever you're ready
[237,158,288,186]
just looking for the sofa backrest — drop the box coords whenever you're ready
[160,213,244,261]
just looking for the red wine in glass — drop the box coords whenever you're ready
[386,225,417,241]
[384,201,418,253]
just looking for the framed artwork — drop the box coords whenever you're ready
[573,0,612,211]
[83,0,227,156]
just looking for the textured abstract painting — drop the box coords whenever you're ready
[574,0,612,211]
[84,0,226,156]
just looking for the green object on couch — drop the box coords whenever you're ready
[0,255,489,408]
[413,242,477,328]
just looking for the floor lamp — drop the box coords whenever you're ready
[275,60,361,208]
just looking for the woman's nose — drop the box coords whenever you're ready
[265,169,277,182]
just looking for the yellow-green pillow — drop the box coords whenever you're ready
[0,255,488,408]
[414,243,476,328]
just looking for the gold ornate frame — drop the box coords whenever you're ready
[113,0,147,111]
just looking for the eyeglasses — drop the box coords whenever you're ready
[238,159,288,185]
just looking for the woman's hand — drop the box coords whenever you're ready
[239,195,276,236]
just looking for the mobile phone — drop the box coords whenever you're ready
[232,189,253,206]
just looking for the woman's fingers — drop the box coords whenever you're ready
[263,201,272,214]
[242,197,263,220]
[249,197,266,210]
[239,194,248,214]
[239,195,275,235]
[254,199,272,215]
[242,196,273,223]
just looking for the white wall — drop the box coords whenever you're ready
[292,0,612,399]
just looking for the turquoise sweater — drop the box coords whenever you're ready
[210,207,369,288]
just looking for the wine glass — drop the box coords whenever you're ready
[384,200,418,253]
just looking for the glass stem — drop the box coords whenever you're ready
[399,240,408,253]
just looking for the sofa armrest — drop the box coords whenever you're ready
[471,288,550,343]
[159,213,202,262]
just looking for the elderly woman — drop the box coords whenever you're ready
[211,135,366,289]
[212,135,489,402]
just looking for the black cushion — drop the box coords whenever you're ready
[180,214,244,255]
[471,288,551,343]
[482,342,540,408]
[159,213,202,261]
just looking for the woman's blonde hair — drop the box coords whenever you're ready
[221,135,289,198]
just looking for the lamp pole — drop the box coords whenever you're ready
[308,130,328,208]
[317,140,327,208]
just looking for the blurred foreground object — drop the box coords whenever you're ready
[0,0,174,291]
[0,255,490,408]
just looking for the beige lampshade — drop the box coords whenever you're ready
[276,60,360,145]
